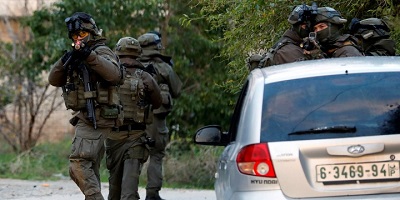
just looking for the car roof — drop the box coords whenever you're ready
[251,57,400,83]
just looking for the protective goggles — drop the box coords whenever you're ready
[71,30,89,40]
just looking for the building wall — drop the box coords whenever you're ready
[0,0,58,42]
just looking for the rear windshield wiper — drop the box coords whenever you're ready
[288,126,357,135]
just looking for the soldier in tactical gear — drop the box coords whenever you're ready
[259,3,320,68]
[48,12,123,200]
[138,32,182,200]
[313,7,363,57]
[349,17,396,56]
[106,37,162,200]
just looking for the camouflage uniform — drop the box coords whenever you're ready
[48,12,122,200]
[138,33,182,200]
[313,7,363,58]
[106,37,162,200]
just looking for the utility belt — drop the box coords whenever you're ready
[112,123,146,132]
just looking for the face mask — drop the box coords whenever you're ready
[316,23,341,46]
[316,27,330,44]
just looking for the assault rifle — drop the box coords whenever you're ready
[62,50,97,129]
[78,63,97,129]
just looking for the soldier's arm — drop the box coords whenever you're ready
[167,69,182,98]
[157,62,182,98]
[48,58,67,87]
[333,46,364,57]
[142,72,162,109]
[86,46,122,85]
[274,44,307,65]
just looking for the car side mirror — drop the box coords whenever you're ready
[193,125,230,146]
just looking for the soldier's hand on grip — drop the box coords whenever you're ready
[74,43,92,61]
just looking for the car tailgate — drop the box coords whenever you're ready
[268,134,400,198]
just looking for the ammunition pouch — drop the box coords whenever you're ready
[99,104,124,127]
[100,105,122,119]
[96,83,120,106]
[62,81,86,111]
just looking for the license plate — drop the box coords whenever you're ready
[316,162,400,182]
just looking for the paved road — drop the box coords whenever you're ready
[0,179,216,200]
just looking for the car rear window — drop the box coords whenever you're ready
[261,72,400,142]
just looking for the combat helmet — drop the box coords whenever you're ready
[314,7,347,25]
[65,12,102,39]
[349,18,395,56]
[138,33,163,50]
[115,37,142,57]
[287,3,317,25]
[287,3,318,38]
[349,18,391,40]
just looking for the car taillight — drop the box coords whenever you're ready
[236,143,276,177]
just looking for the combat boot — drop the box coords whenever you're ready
[145,194,165,200]
[85,192,105,200]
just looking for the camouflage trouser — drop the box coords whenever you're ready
[106,130,149,200]
[69,120,110,200]
[145,114,170,197]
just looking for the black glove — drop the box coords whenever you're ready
[74,45,92,61]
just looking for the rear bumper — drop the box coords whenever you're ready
[228,191,400,200]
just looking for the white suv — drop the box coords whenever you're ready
[195,57,400,200]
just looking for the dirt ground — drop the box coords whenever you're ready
[0,178,216,200]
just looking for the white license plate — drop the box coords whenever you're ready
[316,162,400,182]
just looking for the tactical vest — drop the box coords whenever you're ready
[62,66,121,117]
[62,44,123,121]
[119,68,153,124]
